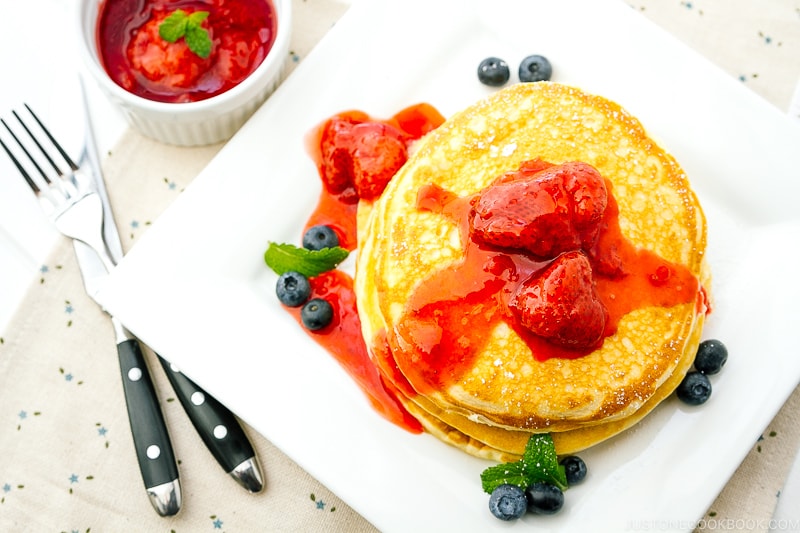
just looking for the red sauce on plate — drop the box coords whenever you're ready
[283,270,423,433]
[97,0,278,103]
[276,104,444,433]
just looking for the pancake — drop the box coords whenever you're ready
[355,82,709,456]
[393,306,703,461]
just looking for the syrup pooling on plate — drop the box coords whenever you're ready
[97,0,278,103]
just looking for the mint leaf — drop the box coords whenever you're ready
[187,10,210,25]
[158,10,189,42]
[521,434,568,490]
[158,9,212,59]
[480,461,527,494]
[264,242,349,277]
[480,434,568,494]
[185,24,212,59]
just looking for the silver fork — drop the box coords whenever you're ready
[2,102,263,509]
[0,105,115,272]
[1,104,182,516]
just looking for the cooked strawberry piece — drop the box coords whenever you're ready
[509,251,607,349]
[215,30,266,85]
[559,163,608,231]
[349,122,409,201]
[317,117,409,201]
[584,192,627,278]
[318,116,364,194]
[469,161,607,258]
[471,178,576,256]
[127,12,212,90]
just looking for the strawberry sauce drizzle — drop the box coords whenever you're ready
[392,168,702,394]
[283,271,423,432]
[287,103,703,429]
[280,104,445,433]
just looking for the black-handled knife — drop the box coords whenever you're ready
[75,78,263,493]
[157,356,263,491]
[116,333,181,515]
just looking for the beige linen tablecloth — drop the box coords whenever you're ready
[2,1,799,531]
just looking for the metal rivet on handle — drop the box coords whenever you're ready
[191,391,205,406]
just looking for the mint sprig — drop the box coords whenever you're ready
[480,434,568,494]
[264,242,349,277]
[158,10,212,59]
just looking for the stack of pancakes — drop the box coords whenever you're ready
[355,82,710,462]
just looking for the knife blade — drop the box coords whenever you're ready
[75,78,264,493]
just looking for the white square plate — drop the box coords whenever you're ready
[96,0,800,530]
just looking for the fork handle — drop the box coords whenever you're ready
[117,339,181,515]
[157,355,264,493]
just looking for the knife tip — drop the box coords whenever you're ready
[230,456,265,493]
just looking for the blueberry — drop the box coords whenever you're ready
[477,57,510,87]
[488,484,527,521]
[559,455,587,485]
[525,482,564,515]
[676,371,712,405]
[518,54,552,83]
[695,339,728,375]
[303,225,340,251]
[275,271,311,307]
[301,298,334,331]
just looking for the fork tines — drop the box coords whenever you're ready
[0,104,79,195]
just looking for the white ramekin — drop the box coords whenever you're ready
[76,0,291,146]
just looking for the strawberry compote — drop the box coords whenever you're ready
[304,103,445,250]
[97,0,278,103]
[396,158,704,393]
